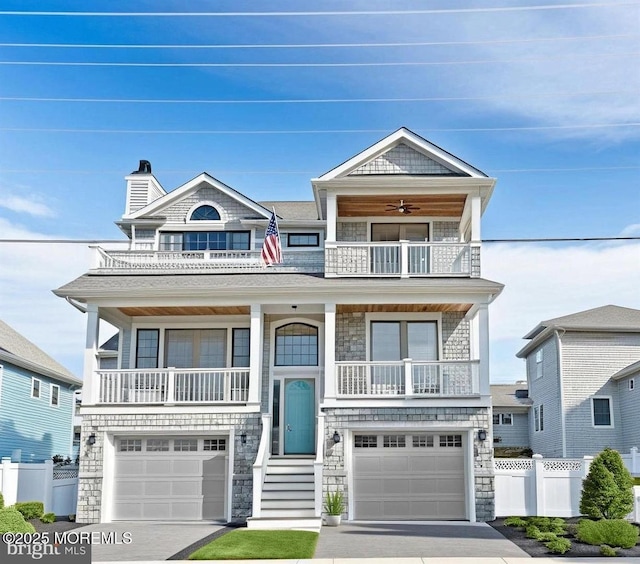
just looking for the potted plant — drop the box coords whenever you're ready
[324,491,344,526]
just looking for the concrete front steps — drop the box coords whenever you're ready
[246,457,322,531]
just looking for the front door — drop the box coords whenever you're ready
[284,379,315,454]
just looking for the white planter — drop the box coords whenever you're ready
[325,514,342,526]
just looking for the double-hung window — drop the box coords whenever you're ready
[591,397,613,427]
[493,413,513,425]
[534,349,543,379]
[534,405,544,432]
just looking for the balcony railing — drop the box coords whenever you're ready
[97,368,250,404]
[336,360,479,397]
[325,242,477,277]
[92,247,324,273]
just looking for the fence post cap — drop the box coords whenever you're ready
[532,454,543,459]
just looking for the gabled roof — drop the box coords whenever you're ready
[124,172,273,220]
[611,359,640,381]
[491,384,532,409]
[517,305,640,358]
[314,127,489,180]
[0,319,81,386]
[258,201,319,221]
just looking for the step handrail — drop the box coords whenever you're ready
[252,413,272,519]
[314,413,326,517]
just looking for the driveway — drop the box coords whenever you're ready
[76,521,226,561]
[314,521,530,558]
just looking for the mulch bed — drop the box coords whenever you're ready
[30,516,84,533]
[489,518,640,558]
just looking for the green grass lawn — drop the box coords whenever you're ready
[189,529,319,560]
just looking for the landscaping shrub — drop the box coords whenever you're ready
[527,516,567,535]
[566,523,579,537]
[537,532,559,542]
[600,544,617,557]
[14,501,44,520]
[576,519,639,549]
[503,516,528,528]
[0,508,36,534]
[0,492,4,509]
[580,448,634,519]
[525,525,542,539]
[40,512,56,524]
[545,537,571,554]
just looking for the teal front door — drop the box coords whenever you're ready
[284,379,315,454]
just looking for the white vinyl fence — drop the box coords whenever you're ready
[0,457,78,516]
[494,452,640,521]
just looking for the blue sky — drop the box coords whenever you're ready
[0,0,639,382]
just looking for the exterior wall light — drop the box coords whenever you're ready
[332,431,341,444]
[87,433,96,446]
[240,433,247,444]
[477,429,487,442]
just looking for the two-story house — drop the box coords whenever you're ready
[516,305,640,458]
[54,127,503,527]
[0,319,82,462]
[491,383,531,453]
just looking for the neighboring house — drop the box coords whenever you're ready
[54,127,503,526]
[0,319,82,462]
[491,383,531,450]
[516,305,640,458]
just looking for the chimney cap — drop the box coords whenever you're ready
[132,160,152,174]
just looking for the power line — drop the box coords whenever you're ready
[0,3,634,17]
[1,33,634,49]
[2,52,637,67]
[1,90,635,105]
[1,237,638,245]
[2,124,638,134]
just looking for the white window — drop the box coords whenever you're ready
[354,435,378,448]
[630,378,635,391]
[534,405,544,432]
[50,384,60,407]
[119,439,142,452]
[204,439,226,451]
[591,396,613,427]
[493,413,513,425]
[535,349,543,379]
[31,377,41,398]
[412,435,434,448]
[439,435,462,447]
[174,439,198,452]
[383,435,406,448]
[146,439,169,452]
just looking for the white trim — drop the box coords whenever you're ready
[0,364,3,405]
[591,395,614,428]
[31,377,42,399]
[185,200,227,223]
[364,312,443,361]
[50,383,60,407]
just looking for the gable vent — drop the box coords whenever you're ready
[127,179,152,214]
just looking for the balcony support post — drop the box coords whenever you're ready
[83,304,100,405]
[477,305,490,396]
[249,304,263,405]
[166,367,176,404]
[470,195,482,242]
[324,303,336,400]
[403,358,413,396]
[326,192,337,242]
[400,240,409,278]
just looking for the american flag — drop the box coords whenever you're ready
[261,210,282,267]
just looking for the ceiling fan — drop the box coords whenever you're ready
[385,199,420,214]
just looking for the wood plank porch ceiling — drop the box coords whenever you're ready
[337,194,466,217]
[119,306,250,316]
[337,304,472,313]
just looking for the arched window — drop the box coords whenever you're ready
[275,323,318,366]
[190,205,221,221]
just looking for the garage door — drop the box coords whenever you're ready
[353,433,466,520]
[113,436,227,521]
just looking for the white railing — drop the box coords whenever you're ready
[97,368,250,404]
[252,413,272,519]
[335,360,480,397]
[93,247,324,273]
[314,413,326,518]
[325,242,472,277]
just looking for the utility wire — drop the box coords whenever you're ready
[0,3,634,17]
[1,90,635,105]
[1,237,639,244]
[2,52,637,67]
[1,33,634,49]
[2,124,638,134]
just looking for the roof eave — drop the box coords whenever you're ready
[0,350,82,387]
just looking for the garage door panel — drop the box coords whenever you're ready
[117,459,146,475]
[408,456,439,472]
[381,457,409,473]
[382,479,410,495]
[171,480,202,496]
[354,456,382,473]
[173,459,202,475]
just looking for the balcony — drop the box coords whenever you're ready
[325,242,479,277]
[92,247,324,274]
[96,368,250,404]
[335,360,479,398]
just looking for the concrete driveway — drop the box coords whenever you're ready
[76,521,226,561]
[314,522,530,559]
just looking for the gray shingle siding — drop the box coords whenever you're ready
[527,336,563,457]
[618,375,640,452]
[560,332,640,457]
[493,411,530,448]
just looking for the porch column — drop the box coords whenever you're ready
[248,304,263,405]
[477,304,490,396]
[470,195,482,242]
[326,192,337,242]
[83,304,100,405]
[324,303,336,400]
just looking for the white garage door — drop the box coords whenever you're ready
[113,436,227,521]
[353,433,466,520]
